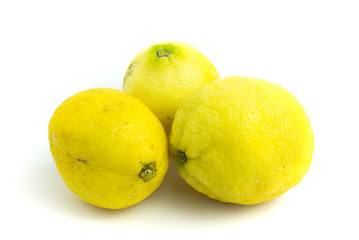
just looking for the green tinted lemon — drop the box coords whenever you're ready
[170,77,314,204]
[49,88,168,209]
[123,41,220,134]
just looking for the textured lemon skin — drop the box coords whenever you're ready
[49,88,168,209]
[123,41,220,134]
[170,77,314,205]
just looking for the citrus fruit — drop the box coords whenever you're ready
[170,77,314,204]
[48,88,169,209]
[123,41,220,134]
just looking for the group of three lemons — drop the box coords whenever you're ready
[49,41,314,209]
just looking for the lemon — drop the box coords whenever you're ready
[48,88,169,209]
[170,77,314,205]
[123,41,220,134]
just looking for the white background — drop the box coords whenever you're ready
[1,0,358,239]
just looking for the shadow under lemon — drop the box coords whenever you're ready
[20,144,282,222]
[148,155,284,221]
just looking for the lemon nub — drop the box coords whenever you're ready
[178,151,186,163]
[139,162,156,182]
[144,169,152,175]
[157,50,169,57]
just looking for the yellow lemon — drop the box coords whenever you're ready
[48,88,168,209]
[123,41,220,134]
[170,77,314,205]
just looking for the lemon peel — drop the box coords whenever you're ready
[49,88,169,209]
[123,41,220,134]
[170,77,314,204]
